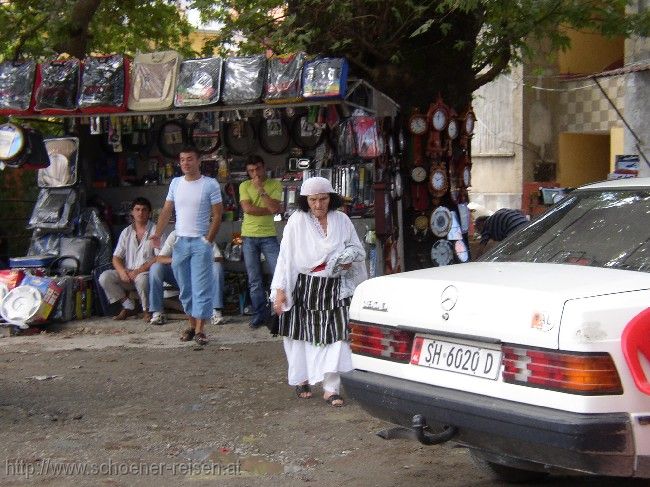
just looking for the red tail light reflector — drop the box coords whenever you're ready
[502,346,622,395]
[349,321,415,363]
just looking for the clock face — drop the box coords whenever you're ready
[411,166,427,183]
[409,115,427,135]
[431,240,454,267]
[414,214,429,232]
[465,113,475,135]
[447,119,459,139]
[431,169,447,191]
[432,109,447,131]
[430,206,452,237]
[463,166,471,187]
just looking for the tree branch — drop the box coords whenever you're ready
[12,15,49,61]
[471,45,512,90]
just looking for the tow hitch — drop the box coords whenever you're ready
[377,414,458,445]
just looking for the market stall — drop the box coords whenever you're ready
[0,51,404,326]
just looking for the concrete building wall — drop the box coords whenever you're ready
[470,68,523,212]
[624,36,650,177]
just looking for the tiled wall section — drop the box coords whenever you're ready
[559,75,625,133]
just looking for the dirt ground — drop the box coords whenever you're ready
[0,315,646,486]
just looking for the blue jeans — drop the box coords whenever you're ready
[243,236,280,325]
[149,261,224,312]
[172,236,214,320]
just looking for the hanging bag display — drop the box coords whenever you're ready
[0,59,40,115]
[264,52,305,104]
[174,57,223,107]
[302,57,348,100]
[78,54,130,113]
[221,55,266,105]
[128,50,181,111]
[37,137,79,188]
[34,56,82,114]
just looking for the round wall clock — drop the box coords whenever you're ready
[409,114,428,136]
[429,163,448,197]
[411,166,427,183]
[431,240,454,267]
[430,206,453,237]
[432,108,448,132]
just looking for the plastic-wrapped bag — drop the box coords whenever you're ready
[174,57,223,107]
[34,57,81,113]
[221,55,266,105]
[129,51,181,111]
[77,207,112,268]
[78,54,129,113]
[302,57,348,100]
[0,60,39,114]
[265,52,305,103]
[28,188,78,231]
[352,113,383,159]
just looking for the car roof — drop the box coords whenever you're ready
[578,177,650,190]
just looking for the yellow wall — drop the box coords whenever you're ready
[558,133,610,187]
[558,29,624,75]
[188,30,219,55]
[610,126,625,172]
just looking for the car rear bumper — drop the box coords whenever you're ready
[342,369,636,477]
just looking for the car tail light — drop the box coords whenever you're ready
[502,346,623,395]
[349,321,415,363]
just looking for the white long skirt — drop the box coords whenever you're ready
[283,337,353,388]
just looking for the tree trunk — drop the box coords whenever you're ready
[54,0,102,58]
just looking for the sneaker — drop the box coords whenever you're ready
[211,309,225,326]
[149,312,166,325]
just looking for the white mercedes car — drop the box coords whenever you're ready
[342,178,650,482]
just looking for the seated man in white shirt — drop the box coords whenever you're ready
[99,197,156,321]
[148,230,225,326]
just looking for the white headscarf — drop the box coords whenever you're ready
[300,176,335,196]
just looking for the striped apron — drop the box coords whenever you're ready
[278,273,351,345]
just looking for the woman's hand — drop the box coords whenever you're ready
[273,289,287,315]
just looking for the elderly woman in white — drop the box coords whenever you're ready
[271,177,367,407]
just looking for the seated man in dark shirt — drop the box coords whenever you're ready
[474,208,529,257]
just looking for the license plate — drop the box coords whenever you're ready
[411,336,502,380]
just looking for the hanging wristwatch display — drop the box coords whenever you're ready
[454,239,470,263]
[428,162,448,197]
[430,239,454,267]
[430,206,453,238]
[384,236,400,275]
[411,165,427,183]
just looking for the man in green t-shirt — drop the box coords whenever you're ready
[239,155,283,328]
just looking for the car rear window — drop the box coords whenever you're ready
[482,189,650,273]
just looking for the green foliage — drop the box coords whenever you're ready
[0,0,196,61]
[189,0,650,107]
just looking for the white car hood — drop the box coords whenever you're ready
[351,262,650,349]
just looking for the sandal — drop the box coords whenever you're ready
[325,394,344,407]
[194,332,208,346]
[295,384,312,399]
[180,328,195,342]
